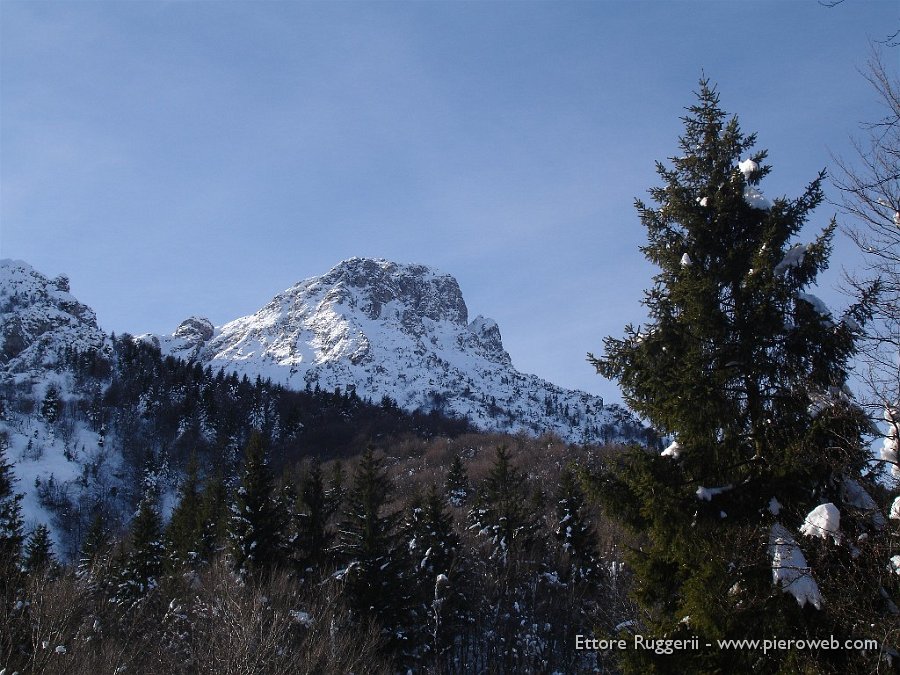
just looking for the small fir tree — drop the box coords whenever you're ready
[589,80,892,673]
[445,454,470,507]
[23,524,55,575]
[276,480,299,549]
[554,467,600,582]
[295,458,331,572]
[467,446,538,564]
[402,485,467,668]
[326,460,346,515]
[196,471,229,564]
[466,447,545,672]
[78,509,111,580]
[41,384,61,424]
[404,486,459,583]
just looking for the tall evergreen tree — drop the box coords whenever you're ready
[589,80,892,673]
[78,508,111,580]
[0,443,25,675]
[40,384,61,424]
[196,470,229,564]
[404,485,459,583]
[229,433,285,578]
[336,447,407,641]
[166,454,203,568]
[466,447,545,671]
[0,439,24,580]
[116,494,165,607]
[276,479,299,553]
[326,460,346,515]
[295,458,331,572]
[402,485,467,668]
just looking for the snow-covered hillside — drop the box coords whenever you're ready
[0,260,116,553]
[145,258,641,444]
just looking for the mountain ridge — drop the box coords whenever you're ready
[143,257,641,444]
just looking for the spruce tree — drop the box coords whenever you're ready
[402,485,467,668]
[589,80,892,673]
[326,460,346,514]
[0,444,25,675]
[41,384,61,424]
[466,447,544,671]
[229,433,285,578]
[78,509,110,580]
[196,470,229,564]
[404,485,459,583]
[276,479,299,555]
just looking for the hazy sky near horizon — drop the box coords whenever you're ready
[1,0,897,405]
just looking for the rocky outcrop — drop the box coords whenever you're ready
[0,260,107,377]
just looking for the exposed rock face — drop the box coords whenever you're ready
[466,316,511,367]
[139,316,214,361]
[174,316,214,343]
[150,258,641,443]
[0,259,107,377]
[313,258,469,328]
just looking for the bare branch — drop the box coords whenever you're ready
[831,45,900,452]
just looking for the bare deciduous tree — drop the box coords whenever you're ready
[833,47,900,472]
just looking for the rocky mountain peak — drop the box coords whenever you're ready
[308,257,469,328]
[138,257,635,443]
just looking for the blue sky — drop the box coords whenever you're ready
[1,0,897,405]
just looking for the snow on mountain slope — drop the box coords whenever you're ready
[1,259,108,377]
[148,258,641,443]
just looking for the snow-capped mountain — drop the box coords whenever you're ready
[146,258,639,443]
[1,259,108,377]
